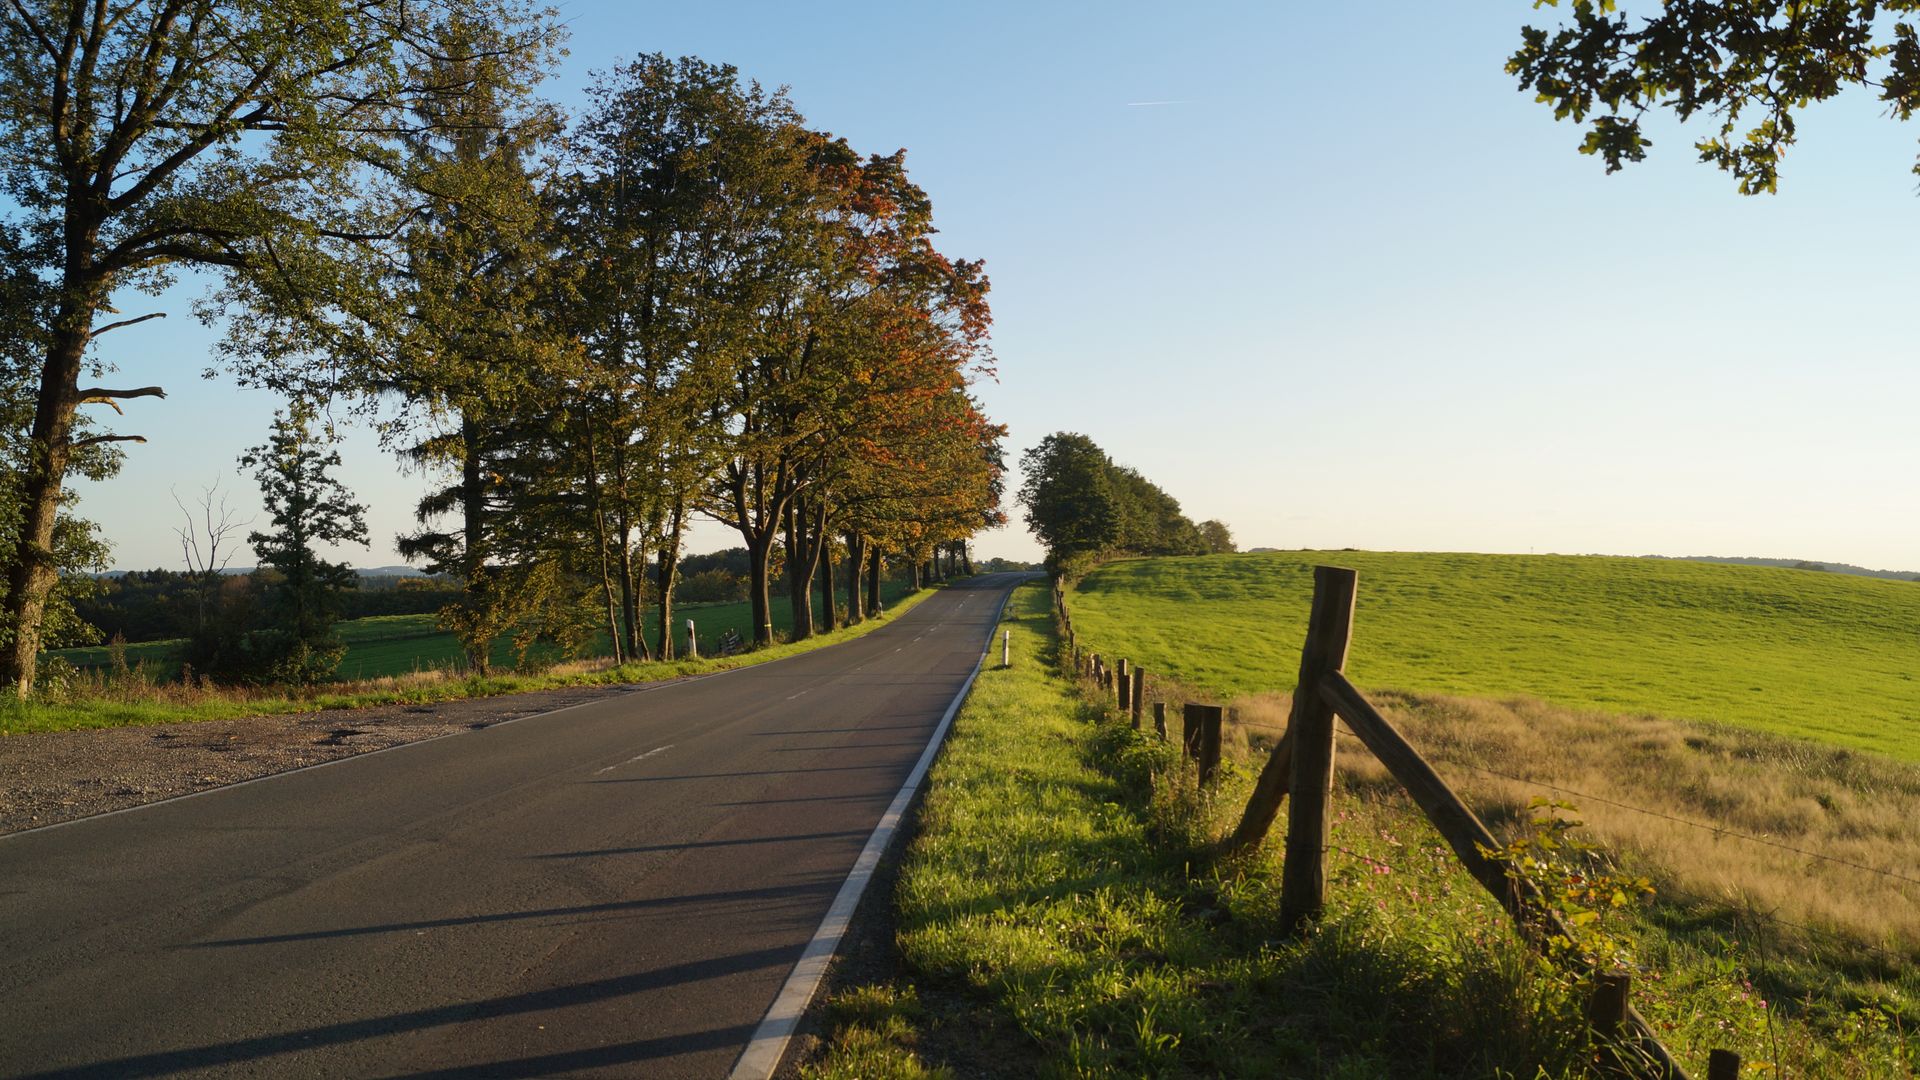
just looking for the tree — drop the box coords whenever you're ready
[239,404,369,683]
[563,55,777,659]
[1018,432,1205,572]
[1509,1,1920,193]
[0,226,113,659]
[170,477,249,654]
[1018,433,1120,569]
[1199,519,1237,554]
[0,0,560,697]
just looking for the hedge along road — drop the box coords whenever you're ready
[0,573,1032,1079]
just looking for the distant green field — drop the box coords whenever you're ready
[49,581,913,682]
[1069,551,1920,762]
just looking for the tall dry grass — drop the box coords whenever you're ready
[1229,688,1920,966]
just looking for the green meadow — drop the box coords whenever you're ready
[8,582,931,736]
[1067,551,1920,762]
[48,582,913,683]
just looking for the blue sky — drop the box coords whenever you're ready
[75,2,1920,571]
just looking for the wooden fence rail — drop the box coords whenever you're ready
[1052,567,1713,1080]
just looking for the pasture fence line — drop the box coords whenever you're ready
[1051,566,1722,1080]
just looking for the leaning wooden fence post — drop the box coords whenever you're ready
[1181,704,1203,760]
[1130,668,1146,729]
[1706,1049,1741,1080]
[1273,566,1358,931]
[1117,659,1132,712]
[1152,701,1167,740]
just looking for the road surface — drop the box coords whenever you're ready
[0,574,1027,1079]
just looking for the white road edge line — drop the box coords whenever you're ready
[727,584,1017,1080]
[593,744,674,775]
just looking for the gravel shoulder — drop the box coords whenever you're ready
[0,681,655,836]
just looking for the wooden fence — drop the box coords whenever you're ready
[1052,569,1748,1080]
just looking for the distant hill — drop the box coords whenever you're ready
[1649,555,1920,583]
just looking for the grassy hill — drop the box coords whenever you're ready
[1068,550,1920,762]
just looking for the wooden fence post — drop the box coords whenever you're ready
[1181,704,1202,760]
[1587,971,1631,1073]
[1707,1049,1741,1080]
[1130,668,1146,729]
[1152,701,1167,740]
[1274,566,1358,931]
[1587,971,1629,1041]
[1187,704,1223,786]
[1117,659,1131,712]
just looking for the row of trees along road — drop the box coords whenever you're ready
[1017,432,1233,576]
[0,5,1004,696]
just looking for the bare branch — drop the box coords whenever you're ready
[72,433,147,447]
[89,311,166,336]
[77,384,166,401]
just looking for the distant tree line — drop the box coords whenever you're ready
[0,5,1004,695]
[1017,432,1234,576]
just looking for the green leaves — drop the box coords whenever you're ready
[1512,0,1898,192]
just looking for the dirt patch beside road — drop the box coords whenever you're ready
[0,682,652,835]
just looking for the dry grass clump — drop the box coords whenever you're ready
[1229,689,1920,963]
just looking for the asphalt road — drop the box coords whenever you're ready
[0,574,1028,1079]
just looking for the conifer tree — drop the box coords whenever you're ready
[239,405,369,683]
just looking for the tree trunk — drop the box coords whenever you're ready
[615,504,640,663]
[747,530,775,646]
[0,311,89,697]
[845,532,865,625]
[866,546,882,614]
[961,540,975,576]
[655,498,685,660]
[460,414,490,675]
[583,420,623,666]
[783,500,811,641]
[820,542,837,631]
[628,532,652,662]
[909,555,921,591]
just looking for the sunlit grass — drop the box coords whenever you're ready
[47,581,915,682]
[1069,550,1920,762]
[2,585,934,735]
[809,583,1596,1078]
[1068,553,1920,1075]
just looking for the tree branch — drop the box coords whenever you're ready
[89,311,166,336]
[78,385,166,401]
[72,433,147,448]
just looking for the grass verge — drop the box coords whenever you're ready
[2,585,939,736]
[806,582,1614,1078]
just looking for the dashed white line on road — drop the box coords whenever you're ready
[595,744,674,775]
[787,688,812,701]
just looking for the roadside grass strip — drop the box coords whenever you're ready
[3,586,938,735]
[805,582,1616,1079]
